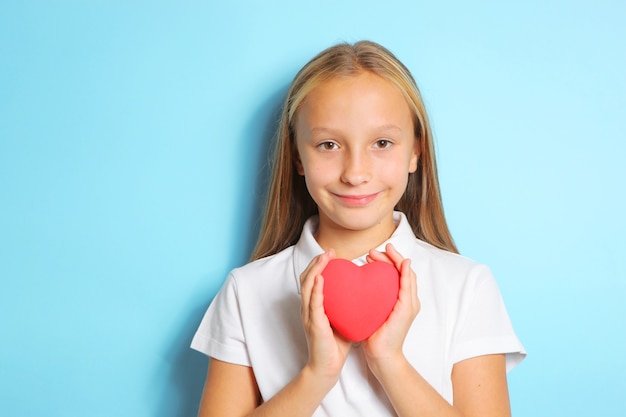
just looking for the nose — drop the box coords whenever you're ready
[340,149,371,185]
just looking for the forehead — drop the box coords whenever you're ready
[295,72,414,131]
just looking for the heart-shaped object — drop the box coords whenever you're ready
[322,259,400,342]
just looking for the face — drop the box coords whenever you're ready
[294,71,419,241]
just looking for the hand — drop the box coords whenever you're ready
[362,243,420,371]
[300,249,352,382]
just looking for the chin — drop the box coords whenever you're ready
[329,212,389,232]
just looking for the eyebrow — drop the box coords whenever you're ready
[309,127,338,136]
[309,124,403,136]
[375,124,403,133]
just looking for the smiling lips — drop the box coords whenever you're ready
[333,192,380,207]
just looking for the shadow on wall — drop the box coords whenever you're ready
[156,85,289,417]
[234,84,291,265]
[158,299,216,417]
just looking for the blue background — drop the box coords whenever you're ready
[1,1,625,416]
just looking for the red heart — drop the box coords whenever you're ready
[322,259,400,342]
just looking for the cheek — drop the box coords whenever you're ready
[302,168,330,205]
[301,162,340,203]
[409,153,419,173]
[300,153,336,179]
[378,151,415,176]
[380,161,411,189]
[303,164,333,186]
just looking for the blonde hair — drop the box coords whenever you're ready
[251,40,457,260]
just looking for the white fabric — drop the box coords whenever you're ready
[191,212,526,415]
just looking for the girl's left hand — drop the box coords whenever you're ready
[362,243,420,371]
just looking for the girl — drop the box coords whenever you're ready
[191,40,525,417]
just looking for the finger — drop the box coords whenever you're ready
[301,250,335,294]
[314,249,335,281]
[401,259,412,287]
[309,275,329,327]
[367,249,393,264]
[399,259,420,313]
[300,250,335,321]
[303,249,335,279]
[397,259,413,300]
[384,243,406,270]
[309,275,324,309]
[300,254,321,287]
[300,256,322,322]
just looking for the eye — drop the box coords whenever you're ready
[318,141,338,151]
[373,139,392,149]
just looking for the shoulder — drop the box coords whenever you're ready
[227,245,298,292]
[391,211,493,287]
[234,245,295,274]
[410,238,495,290]
[413,238,485,269]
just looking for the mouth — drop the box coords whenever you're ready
[333,192,380,207]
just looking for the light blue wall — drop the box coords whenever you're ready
[1,1,624,415]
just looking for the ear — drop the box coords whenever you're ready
[408,138,421,173]
[293,148,305,176]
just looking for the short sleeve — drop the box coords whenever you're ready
[190,273,252,366]
[451,266,526,372]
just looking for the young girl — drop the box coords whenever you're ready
[191,40,525,417]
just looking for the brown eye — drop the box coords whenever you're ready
[318,141,338,150]
[374,139,392,149]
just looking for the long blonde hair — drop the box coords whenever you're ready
[251,40,457,261]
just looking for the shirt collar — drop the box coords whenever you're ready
[293,211,417,293]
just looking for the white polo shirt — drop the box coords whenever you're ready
[191,212,525,416]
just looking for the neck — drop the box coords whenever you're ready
[315,215,397,260]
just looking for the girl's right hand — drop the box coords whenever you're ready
[299,250,352,383]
